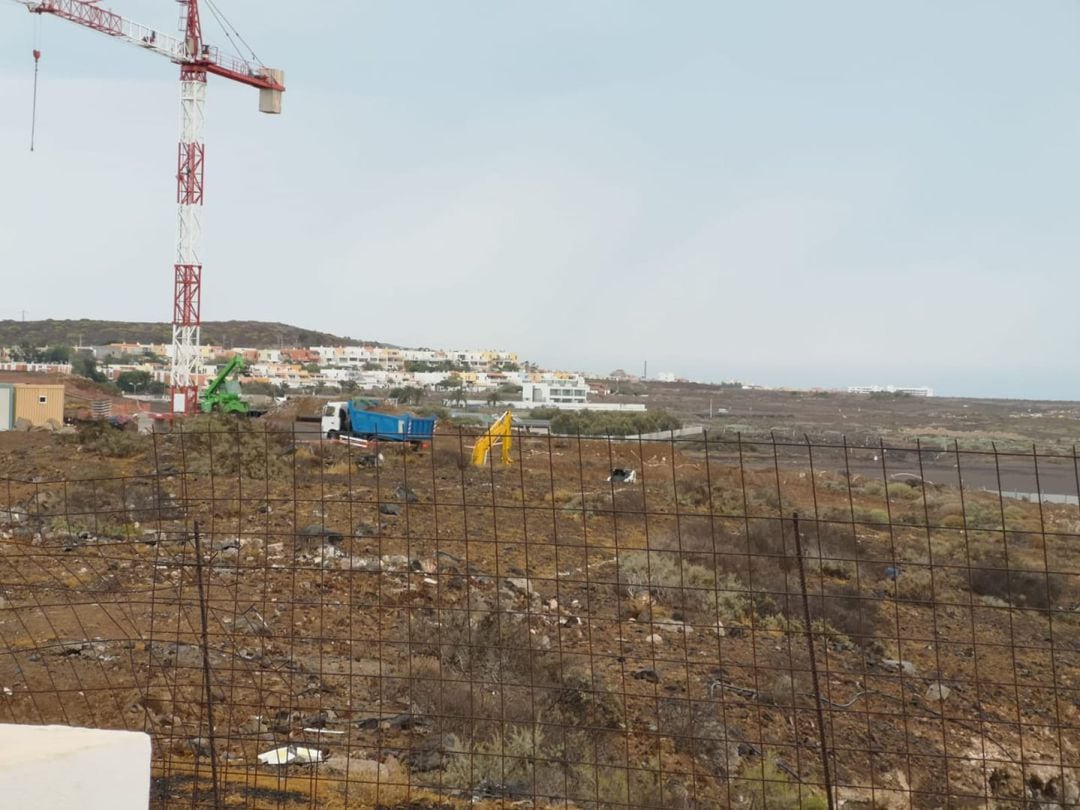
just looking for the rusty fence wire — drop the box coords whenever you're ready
[1,423,1079,809]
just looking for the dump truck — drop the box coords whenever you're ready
[321,400,436,445]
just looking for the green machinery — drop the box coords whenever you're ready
[199,355,249,414]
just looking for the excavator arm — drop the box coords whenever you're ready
[202,354,244,398]
[471,410,514,467]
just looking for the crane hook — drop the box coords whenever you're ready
[30,48,41,152]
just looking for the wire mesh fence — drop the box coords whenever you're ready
[1,421,1079,808]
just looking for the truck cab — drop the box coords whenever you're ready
[321,401,349,438]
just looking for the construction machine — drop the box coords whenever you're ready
[471,410,513,466]
[199,355,248,414]
[322,400,436,446]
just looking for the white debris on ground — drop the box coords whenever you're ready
[256,745,326,766]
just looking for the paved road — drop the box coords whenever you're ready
[275,418,1080,501]
[840,455,1080,502]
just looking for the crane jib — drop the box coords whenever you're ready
[31,0,124,37]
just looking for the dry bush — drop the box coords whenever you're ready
[71,421,145,458]
[632,519,878,640]
[656,697,739,769]
[408,607,624,737]
[617,550,718,619]
[733,753,828,809]
[569,759,667,810]
[431,447,468,472]
[443,724,565,800]
[676,479,711,509]
[407,607,633,804]
[610,488,647,517]
[411,607,541,685]
[729,521,878,643]
[176,417,293,479]
[968,564,1066,610]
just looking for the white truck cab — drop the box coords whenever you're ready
[321,401,349,439]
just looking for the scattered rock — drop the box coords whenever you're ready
[302,709,337,728]
[348,556,382,572]
[879,658,918,676]
[379,503,401,516]
[925,682,952,703]
[239,716,269,735]
[231,606,272,637]
[353,523,378,538]
[633,668,660,684]
[503,577,532,595]
[381,554,410,572]
[150,642,224,669]
[1025,765,1080,807]
[297,524,344,547]
[394,484,419,503]
[645,633,664,644]
[354,452,384,468]
[436,550,462,568]
[313,544,346,565]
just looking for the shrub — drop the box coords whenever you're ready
[72,421,145,458]
[444,725,565,800]
[734,753,829,809]
[969,565,1065,611]
[548,409,682,437]
[570,756,666,810]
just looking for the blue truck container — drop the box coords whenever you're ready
[322,400,436,444]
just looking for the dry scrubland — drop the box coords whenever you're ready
[0,417,1079,808]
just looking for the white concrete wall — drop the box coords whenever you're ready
[0,724,151,810]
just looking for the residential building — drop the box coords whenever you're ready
[521,375,589,406]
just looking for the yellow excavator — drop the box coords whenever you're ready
[471,410,513,466]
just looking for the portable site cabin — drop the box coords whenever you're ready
[0,384,12,431]
[16,384,65,426]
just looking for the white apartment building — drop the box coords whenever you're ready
[521,375,589,405]
[847,385,934,397]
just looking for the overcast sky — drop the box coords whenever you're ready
[2,1,1078,398]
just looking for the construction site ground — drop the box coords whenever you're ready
[1,415,1079,808]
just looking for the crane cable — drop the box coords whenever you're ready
[30,19,41,152]
[204,0,263,66]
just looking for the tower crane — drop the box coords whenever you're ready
[10,0,285,414]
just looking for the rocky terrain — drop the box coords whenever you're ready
[1,420,1078,808]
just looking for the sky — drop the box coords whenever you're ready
[1,1,1079,399]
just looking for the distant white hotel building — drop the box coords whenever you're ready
[848,385,934,397]
[521,376,589,405]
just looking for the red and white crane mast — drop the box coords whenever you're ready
[175,0,207,416]
[11,0,285,414]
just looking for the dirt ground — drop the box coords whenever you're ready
[1,418,1079,809]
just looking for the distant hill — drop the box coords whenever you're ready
[0,320,371,349]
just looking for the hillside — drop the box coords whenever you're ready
[0,319,369,349]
